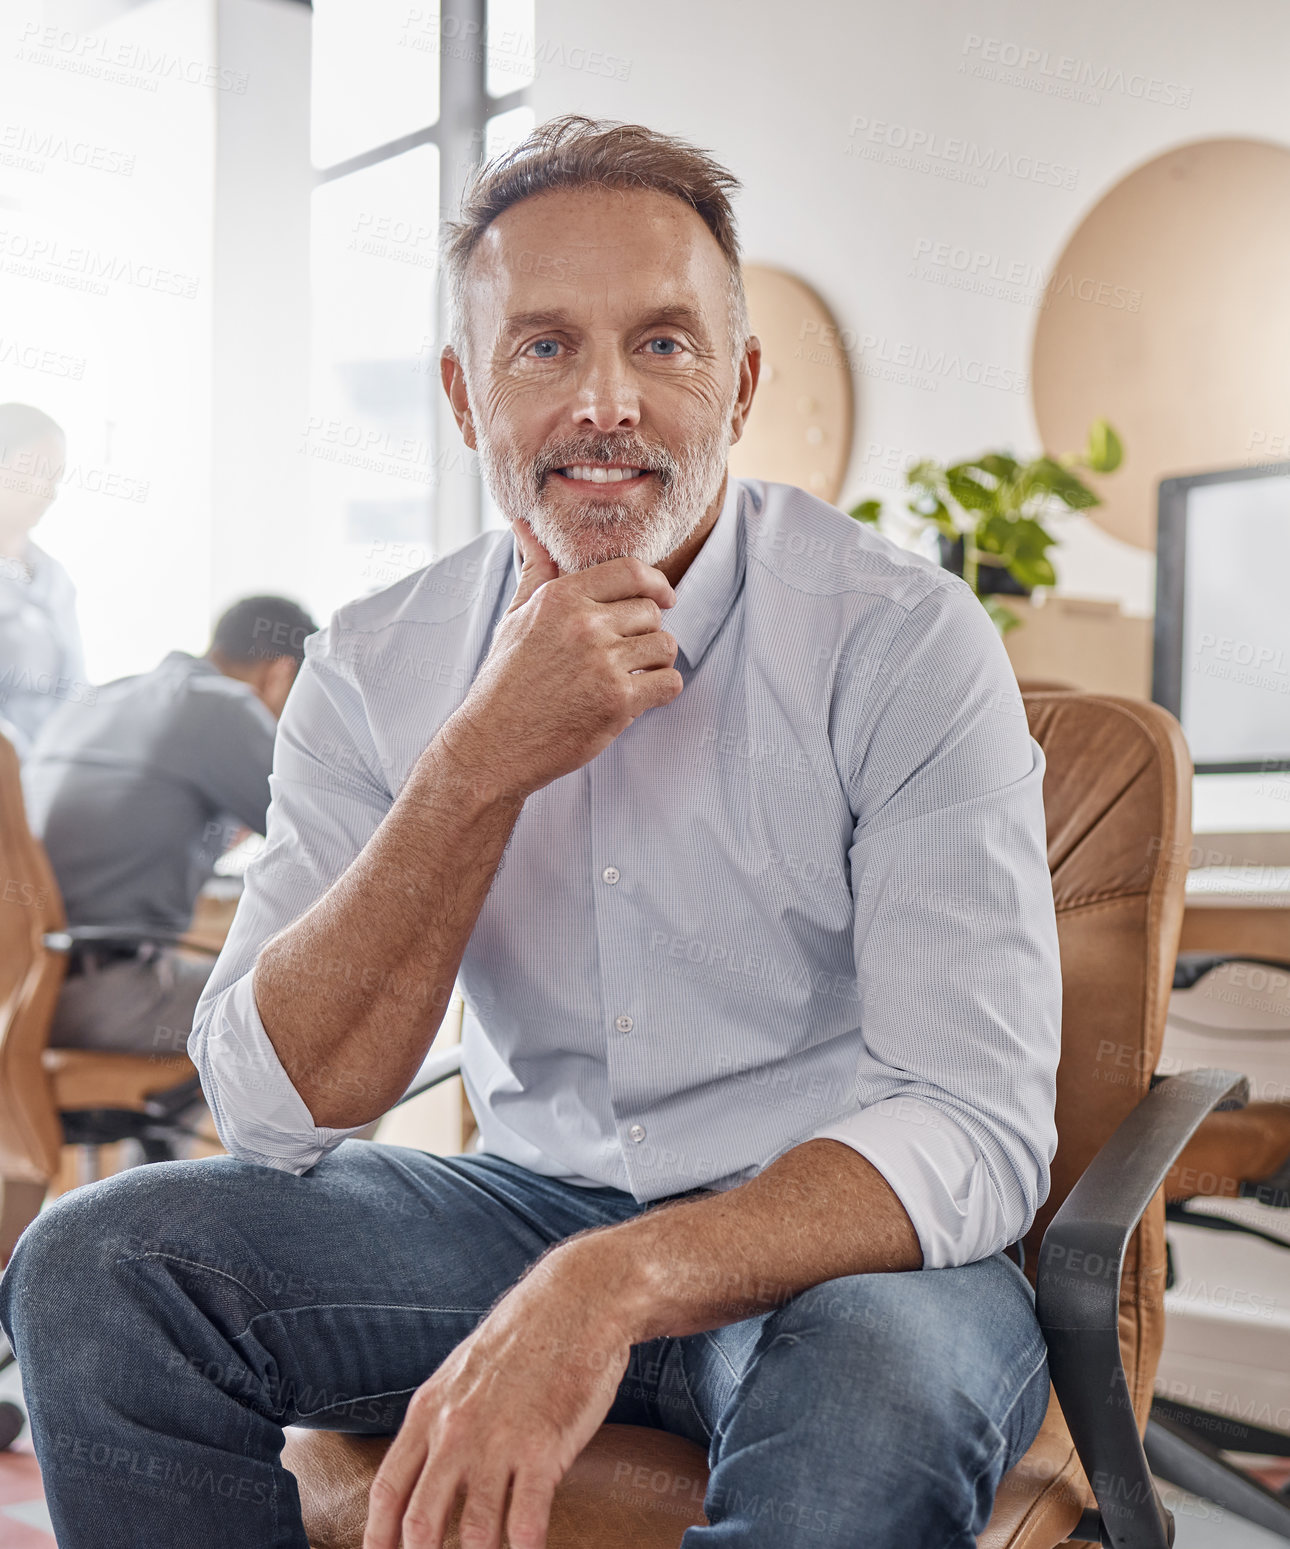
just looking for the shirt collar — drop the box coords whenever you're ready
[164,650,221,678]
[663,475,744,669]
[505,476,745,670]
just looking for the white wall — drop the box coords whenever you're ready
[528,0,1290,616]
[210,0,313,621]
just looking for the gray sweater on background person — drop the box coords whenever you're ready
[24,650,276,936]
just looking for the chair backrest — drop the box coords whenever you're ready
[0,731,68,1184]
[1022,692,1192,1434]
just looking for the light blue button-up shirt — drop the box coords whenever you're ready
[191,478,1061,1269]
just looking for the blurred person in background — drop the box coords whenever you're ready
[0,403,86,760]
[23,594,316,1054]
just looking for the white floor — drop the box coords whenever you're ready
[1162,1480,1290,1548]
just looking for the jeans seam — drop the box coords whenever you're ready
[931,1350,1049,1549]
[674,1342,713,1444]
[241,1305,490,1421]
[292,1383,419,1420]
[700,1329,741,1385]
[244,1302,491,1335]
[707,1325,789,1458]
[992,1346,1049,1439]
[118,1253,272,1312]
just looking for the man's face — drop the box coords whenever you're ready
[446,186,754,572]
[0,432,65,533]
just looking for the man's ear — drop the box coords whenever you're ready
[267,655,299,715]
[247,656,299,720]
[729,336,762,446]
[440,347,477,450]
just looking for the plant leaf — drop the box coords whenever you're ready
[1008,516,1058,556]
[975,511,1022,555]
[1085,419,1124,474]
[982,596,1021,634]
[907,497,959,539]
[849,499,883,525]
[905,459,945,490]
[945,463,997,513]
[1008,554,1058,588]
[1025,457,1101,510]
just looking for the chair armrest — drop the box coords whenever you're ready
[391,1044,463,1109]
[1172,953,1290,990]
[43,926,222,958]
[1037,1067,1250,1549]
[142,1073,206,1123]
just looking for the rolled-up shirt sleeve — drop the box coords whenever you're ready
[189,618,394,1174]
[808,578,1061,1269]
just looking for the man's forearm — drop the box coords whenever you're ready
[545,1139,924,1345]
[252,725,524,1128]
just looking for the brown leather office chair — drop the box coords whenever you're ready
[0,730,204,1265]
[1014,678,1077,694]
[284,692,1249,1549]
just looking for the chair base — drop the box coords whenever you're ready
[59,1107,191,1154]
[1146,1411,1290,1543]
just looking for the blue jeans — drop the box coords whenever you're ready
[0,1143,1049,1547]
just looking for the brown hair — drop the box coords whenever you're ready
[443,114,749,361]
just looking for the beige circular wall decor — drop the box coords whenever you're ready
[1031,137,1290,551]
[727,264,854,504]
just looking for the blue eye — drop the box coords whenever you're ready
[646,338,681,355]
[530,339,561,358]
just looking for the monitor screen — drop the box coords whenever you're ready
[1154,462,1290,773]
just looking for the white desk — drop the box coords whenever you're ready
[1182,775,1290,955]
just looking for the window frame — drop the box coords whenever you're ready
[311,0,530,547]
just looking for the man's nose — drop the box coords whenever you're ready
[570,350,641,433]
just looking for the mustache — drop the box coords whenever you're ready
[531,435,677,487]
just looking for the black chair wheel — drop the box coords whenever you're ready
[0,1400,25,1450]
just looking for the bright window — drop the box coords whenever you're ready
[486,0,536,98]
[0,1,215,685]
[310,2,532,597]
[307,147,441,613]
[311,0,442,171]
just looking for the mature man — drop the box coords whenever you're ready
[0,403,86,759]
[24,594,316,1053]
[0,118,1060,1549]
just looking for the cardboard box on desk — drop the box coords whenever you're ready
[1003,593,1153,699]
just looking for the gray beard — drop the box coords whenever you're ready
[475,415,734,573]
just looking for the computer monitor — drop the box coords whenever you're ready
[1153,461,1290,774]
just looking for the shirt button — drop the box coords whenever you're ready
[602,866,620,885]
[628,1124,646,1143]
[615,1014,634,1033]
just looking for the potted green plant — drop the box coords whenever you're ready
[849,419,1124,633]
